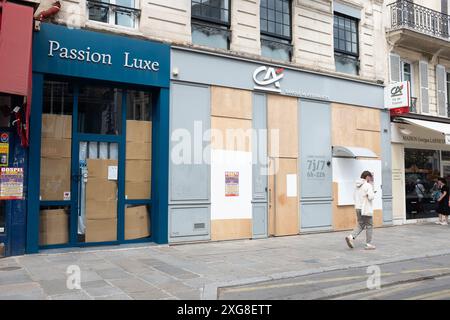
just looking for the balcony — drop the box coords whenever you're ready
[387,0,450,59]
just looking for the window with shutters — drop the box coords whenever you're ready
[419,61,430,114]
[260,0,293,62]
[191,0,231,50]
[447,73,450,117]
[401,60,417,113]
[436,65,448,117]
[334,13,359,75]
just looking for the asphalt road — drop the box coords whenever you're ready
[218,254,450,300]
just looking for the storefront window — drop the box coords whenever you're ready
[41,79,73,202]
[78,85,122,135]
[125,90,152,200]
[404,148,440,219]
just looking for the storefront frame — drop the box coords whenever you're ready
[26,23,170,253]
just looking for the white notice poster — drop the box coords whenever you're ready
[108,166,118,181]
[286,174,297,197]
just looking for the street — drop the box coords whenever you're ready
[0,223,450,300]
[218,254,450,300]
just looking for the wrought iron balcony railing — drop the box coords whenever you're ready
[388,0,450,39]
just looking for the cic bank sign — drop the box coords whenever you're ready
[33,22,170,88]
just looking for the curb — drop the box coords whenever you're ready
[202,248,450,300]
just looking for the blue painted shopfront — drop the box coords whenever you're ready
[27,23,170,253]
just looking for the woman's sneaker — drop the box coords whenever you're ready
[345,235,354,249]
[442,221,449,226]
[365,243,376,250]
[435,221,442,225]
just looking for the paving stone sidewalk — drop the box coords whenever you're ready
[1,223,450,300]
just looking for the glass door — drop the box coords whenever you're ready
[75,84,122,244]
[77,141,119,243]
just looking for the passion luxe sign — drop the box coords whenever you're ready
[33,23,170,88]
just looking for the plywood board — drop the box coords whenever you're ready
[332,103,381,158]
[331,103,357,147]
[211,116,252,152]
[355,130,381,158]
[211,219,252,241]
[274,158,299,236]
[268,159,276,236]
[333,183,384,231]
[268,95,298,158]
[333,182,357,231]
[356,108,381,132]
[211,86,252,120]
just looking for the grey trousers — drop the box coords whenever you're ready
[351,209,373,244]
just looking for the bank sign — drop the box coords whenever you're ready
[384,81,410,111]
[33,23,170,88]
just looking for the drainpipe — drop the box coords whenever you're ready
[36,1,60,21]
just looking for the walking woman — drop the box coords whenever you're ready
[436,177,450,225]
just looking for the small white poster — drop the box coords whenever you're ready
[64,192,71,201]
[108,165,118,181]
[286,174,297,197]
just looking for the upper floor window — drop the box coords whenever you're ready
[333,13,359,75]
[260,0,292,61]
[191,0,231,50]
[88,0,140,28]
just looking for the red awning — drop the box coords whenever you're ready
[0,1,34,147]
[0,1,34,97]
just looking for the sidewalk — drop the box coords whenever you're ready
[1,223,450,300]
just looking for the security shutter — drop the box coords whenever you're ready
[390,53,401,83]
[436,64,447,116]
[419,60,429,114]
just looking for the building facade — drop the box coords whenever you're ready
[386,0,450,225]
[9,0,393,255]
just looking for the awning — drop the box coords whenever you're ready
[332,146,378,159]
[0,2,34,96]
[397,117,450,136]
[0,1,34,147]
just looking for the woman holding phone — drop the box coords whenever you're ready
[436,177,449,225]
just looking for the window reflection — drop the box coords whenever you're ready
[78,85,122,135]
[405,148,440,219]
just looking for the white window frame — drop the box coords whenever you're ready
[86,0,139,29]
[401,59,415,97]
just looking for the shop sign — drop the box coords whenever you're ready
[225,171,239,197]
[0,167,24,200]
[33,23,170,88]
[253,66,284,93]
[385,81,410,111]
[306,156,327,180]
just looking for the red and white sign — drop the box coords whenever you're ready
[385,81,410,115]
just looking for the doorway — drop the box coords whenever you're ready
[38,78,153,248]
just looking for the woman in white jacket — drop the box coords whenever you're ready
[345,171,376,250]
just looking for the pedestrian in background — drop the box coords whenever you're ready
[436,177,449,226]
[346,171,376,250]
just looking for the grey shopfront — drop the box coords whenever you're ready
[168,47,392,243]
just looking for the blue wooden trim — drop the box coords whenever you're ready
[153,88,169,244]
[70,84,80,246]
[26,73,44,254]
[117,90,127,242]
[40,201,72,207]
[124,199,152,206]
[121,237,153,244]
[75,134,121,143]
